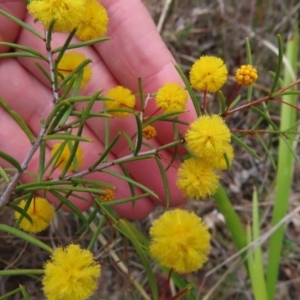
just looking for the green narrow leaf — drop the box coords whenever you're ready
[245,38,254,101]
[270,35,283,94]
[137,77,145,111]
[58,77,77,102]
[8,202,33,227]
[87,216,104,251]
[42,134,91,142]
[50,191,88,227]
[273,90,300,97]
[0,97,35,143]
[165,121,179,172]
[219,90,226,113]
[45,100,70,127]
[0,167,9,182]
[231,134,260,160]
[80,90,102,126]
[121,131,137,153]
[71,69,84,95]
[46,20,56,50]
[37,140,46,181]
[16,181,72,191]
[55,28,77,64]
[52,37,111,53]
[34,61,52,83]
[0,42,47,60]
[133,113,143,156]
[71,178,115,189]
[0,224,52,252]
[101,193,151,206]
[118,219,158,300]
[255,134,276,170]
[47,104,73,133]
[0,269,44,276]
[143,110,185,127]
[0,9,44,40]
[119,163,136,197]
[76,208,99,235]
[102,170,158,199]
[57,59,92,90]
[13,193,33,228]
[90,132,122,170]
[0,52,45,59]
[251,106,278,130]
[174,64,200,116]
[228,95,241,110]
[154,156,170,207]
[245,38,253,65]
[0,287,22,299]
[19,285,30,300]
[59,122,84,178]
[0,151,21,171]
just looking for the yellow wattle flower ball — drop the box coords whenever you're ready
[15,197,54,233]
[176,157,220,200]
[235,64,258,86]
[51,141,84,172]
[76,0,109,41]
[149,209,211,274]
[189,56,228,93]
[57,52,92,90]
[42,244,101,300]
[100,189,115,202]
[155,83,188,113]
[27,0,85,32]
[142,125,157,140]
[105,86,136,117]
[185,114,231,160]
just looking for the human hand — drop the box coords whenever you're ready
[0,0,197,220]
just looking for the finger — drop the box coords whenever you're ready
[0,58,154,219]
[0,0,27,53]
[98,0,197,146]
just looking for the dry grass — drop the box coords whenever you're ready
[1,0,300,299]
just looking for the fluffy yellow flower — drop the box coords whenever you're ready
[57,52,92,89]
[27,0,85,32]
[106,86,136,117]
[76,0,109,41]
[15,197,54,233]
[100,189,115,202]
[235,64,258,86]
[142,125,157,140]
[189,56,228,93]
[176,157,220,200]
[42,244,101,300]
[155,83,188,113]
[149,209,211,273]
[210,143,234,170]
[51,141,84,172]
[185,114,231,159]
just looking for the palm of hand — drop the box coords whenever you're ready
[0,0,196,219]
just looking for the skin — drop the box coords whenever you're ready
[0,0,197,220]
